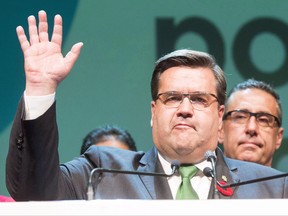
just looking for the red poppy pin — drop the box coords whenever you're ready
[216,175,234,196]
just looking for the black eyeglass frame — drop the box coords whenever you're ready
[156,91,219,110]
[223,109,281,127]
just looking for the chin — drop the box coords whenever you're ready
[239,156,258,163]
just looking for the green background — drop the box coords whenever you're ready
[1,0,288,196]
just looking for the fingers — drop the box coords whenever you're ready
[19,10,61,47]
[16,26,30,52]
[64,42,84,70]
[28,10,49,44]
[38,10,49,42]
[16,10,47,53]
[51,14,63,48]
[28,14,39,45]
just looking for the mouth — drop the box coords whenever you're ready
[239,141,263,148]
[173,123,194,130]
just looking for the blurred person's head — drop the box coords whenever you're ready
[81,124,137,154]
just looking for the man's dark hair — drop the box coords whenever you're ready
[150,49,227,105]
[81,124,137,154]
[226,78,282,126]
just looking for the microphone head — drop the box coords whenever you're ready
[171,160,180,168]
[170,160,180,171]
[203,167,214,178]
[204,150,216,162]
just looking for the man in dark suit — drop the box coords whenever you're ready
[6,10,288,201]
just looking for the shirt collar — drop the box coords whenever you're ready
[158,152,213,175]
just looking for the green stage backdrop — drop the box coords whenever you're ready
[1,0,288,195]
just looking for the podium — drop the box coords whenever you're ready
[1,199,288,215]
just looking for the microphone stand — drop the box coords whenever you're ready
[211,161,220,199]
[87,161,180,200]
[204,151,220,199]
[219,172,288,189]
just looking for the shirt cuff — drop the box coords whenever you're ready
[23,91,56,120]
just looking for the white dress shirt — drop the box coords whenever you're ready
[24,91,55,120]
[158,153,212,200]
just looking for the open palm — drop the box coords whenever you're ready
[17,10,83,95]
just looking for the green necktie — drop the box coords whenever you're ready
[176,165,199,199]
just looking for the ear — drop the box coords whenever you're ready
[218,121,224,144]
[275,127,284,150]
[150,101,156,127]
[218,105,225,144]
[218,104,225,126]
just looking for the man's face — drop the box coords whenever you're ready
[219,88,284,166]
[151,66,224,164]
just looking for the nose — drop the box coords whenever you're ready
[176,97,194,118]
[245,116,258,136]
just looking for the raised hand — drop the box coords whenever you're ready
[16,10,83,96]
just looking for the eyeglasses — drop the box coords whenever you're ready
[156,91,219,111]
[223,109,281,128]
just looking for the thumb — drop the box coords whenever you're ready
[64,42,84,70]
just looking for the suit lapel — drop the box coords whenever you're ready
[137,147,173,199]
[212,147,241,199]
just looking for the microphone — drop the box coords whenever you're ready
[204,151,216,165]
[203,167,214,178]
[204,151,219,198]
[87,160,180,200]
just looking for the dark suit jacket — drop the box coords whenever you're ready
[6,98,288,201]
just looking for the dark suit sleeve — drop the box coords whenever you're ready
[6,97,64,201]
